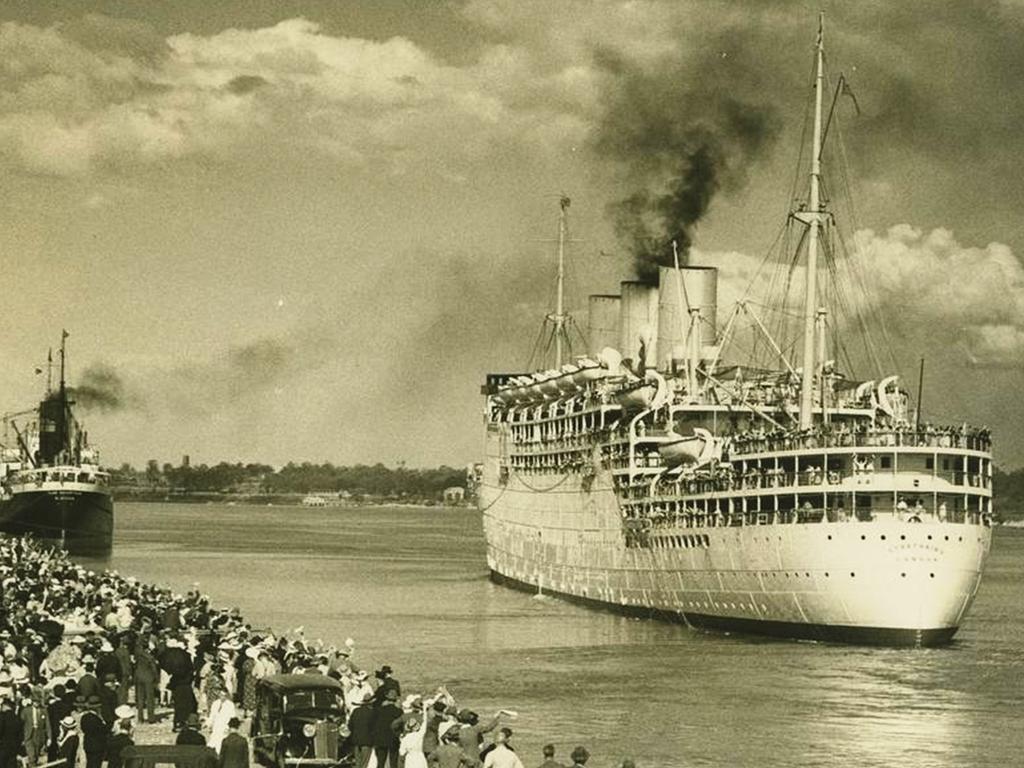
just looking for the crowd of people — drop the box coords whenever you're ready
[0,537,634,768]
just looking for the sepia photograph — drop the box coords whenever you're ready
[0,2,1019,767]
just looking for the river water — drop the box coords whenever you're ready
[82,502,1023,768]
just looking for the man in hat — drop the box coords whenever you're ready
[133,639,159,724]
[46,684,72,763]
[481,729,523,768]
[99,674,119,724]
[373,666,400,704]
[372,688,403,768]
[106,707,135,768]
[568,747,589,768]
[218,717,248,768]
[176,713,206,746]
[56,716,78,768]
[347,693,374,768]
[80,697,109,768]
[20,689,49,766]
[113,637,133,706]
[536,744,564,768]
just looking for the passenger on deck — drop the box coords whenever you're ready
[895,497,909,520]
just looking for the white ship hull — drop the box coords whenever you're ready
[480,465,991,646]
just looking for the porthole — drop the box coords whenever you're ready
[944,536,949,541]
[900,573,906,578]
[827,535,832,541]
[881,535,886,541]
[850,572,856,578]
[824,572,830,578]
[900,535,906,541]
[805,572,810,577]
[930,573,935,578]
[958,537,963,542]
[860,535,866,540]
[927,535,932,541]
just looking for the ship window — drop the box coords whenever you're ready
[880,456,892,469]
[925,457,934,470]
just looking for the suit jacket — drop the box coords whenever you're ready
[371,703,403,748]
[218,732,249,768]
[134,648,159,685]
[176,728,207,746]
[57,733,79,768]
[77,673,101,700]
[79,711,108,754]
[106,733,134,768]
[348,705,374,747]
[20,703,48,748]
[0,710,23,754]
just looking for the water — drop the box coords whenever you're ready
[83,502,1023,768]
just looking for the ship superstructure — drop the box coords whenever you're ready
[0,334,113,555]
[478,20,992,646]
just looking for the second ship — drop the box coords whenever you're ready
[0,334,113,555]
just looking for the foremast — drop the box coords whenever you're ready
[797,14,827,429]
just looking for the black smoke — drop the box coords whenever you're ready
[592,40,782,283]
[71,363,132,412]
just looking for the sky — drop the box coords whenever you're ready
[3,0,1024,469]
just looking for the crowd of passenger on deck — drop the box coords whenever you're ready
[726,421,991,456]
[0,537,629,768]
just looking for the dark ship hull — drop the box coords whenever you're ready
[0,487,113,556]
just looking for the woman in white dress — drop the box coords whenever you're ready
[206,687,238,752]
[398,706,429,768]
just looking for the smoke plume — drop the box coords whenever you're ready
[592,42,782,283]
[71,363,134,412]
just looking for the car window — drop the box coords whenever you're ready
[283,689,342,711]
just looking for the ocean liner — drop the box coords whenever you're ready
[0,334,113,555]
[478,21,992,646]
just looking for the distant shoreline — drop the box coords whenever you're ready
[112,492,472,510]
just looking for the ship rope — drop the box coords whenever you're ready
[478,482,509,513]
[511,471,573,494]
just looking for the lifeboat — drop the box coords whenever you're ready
[657,428,716,467]
[615,379,657,410]
[556,364,581,393]
[539,370,562,395]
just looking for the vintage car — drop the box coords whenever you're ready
[251,673,351,768]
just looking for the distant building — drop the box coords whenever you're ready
[443,486,465,505]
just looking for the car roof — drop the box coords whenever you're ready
[258,673,343,693]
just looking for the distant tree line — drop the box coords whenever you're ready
[111,460,467,501]
[993,467,1024,521]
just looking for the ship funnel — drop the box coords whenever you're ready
[656,266,718,371]
[587,295,621,357]
[618,282,659,369]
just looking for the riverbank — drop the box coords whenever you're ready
[110,489,471,509]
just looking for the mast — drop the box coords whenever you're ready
[798,14,826,429]
[554,196,570,367]
[59,329,67,394]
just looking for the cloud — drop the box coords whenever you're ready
[0,15,586,177]
[694,225,1024,371]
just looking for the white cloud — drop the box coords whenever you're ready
[695,226,1024,369]
[0,16,592,177]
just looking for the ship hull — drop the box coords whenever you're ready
[490,570,958,646]
[0,487,113,556]
[480,467,991,647]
